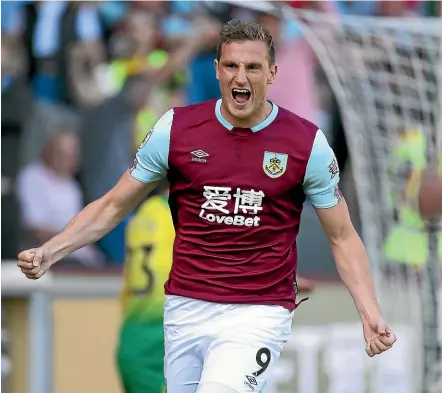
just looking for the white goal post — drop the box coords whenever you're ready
[287,9,441,393]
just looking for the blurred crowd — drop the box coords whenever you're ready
[1,0,440,268]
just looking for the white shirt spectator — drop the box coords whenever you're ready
[17,161,104,266]
[17,161,83,232]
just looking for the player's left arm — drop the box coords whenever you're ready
[303,131,390,344]
[315,200,381,322]
[304,131,396,355]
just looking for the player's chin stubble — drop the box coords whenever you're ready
[229,100,254,119]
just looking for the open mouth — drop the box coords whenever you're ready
[232,88,251,105]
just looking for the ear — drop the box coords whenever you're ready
[214,59,220,80]
[267,64,277,85]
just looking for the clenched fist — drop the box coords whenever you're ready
[363,317,397,357]
[17,247,53,280]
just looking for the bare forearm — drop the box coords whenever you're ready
[43,197,128,263]
[332,229,381,322]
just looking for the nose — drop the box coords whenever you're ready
[235,64,247,85]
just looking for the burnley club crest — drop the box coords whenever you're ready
[263,152,288,179]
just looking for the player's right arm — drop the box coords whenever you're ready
[18,109,174,280]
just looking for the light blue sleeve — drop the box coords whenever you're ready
[303,129,342,209]
[129,109,173,183]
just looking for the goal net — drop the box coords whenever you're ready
[289,10,442,393]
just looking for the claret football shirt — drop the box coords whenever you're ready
[130,99,341,310]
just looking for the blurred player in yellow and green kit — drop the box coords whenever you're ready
[384,128,442,268]
[116,181,172,393]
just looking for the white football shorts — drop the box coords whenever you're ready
[163,295,294,393]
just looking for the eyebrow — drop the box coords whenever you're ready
[220,60,263,67]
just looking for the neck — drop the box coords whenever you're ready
[45,164,67,179]
[221,99,272,129]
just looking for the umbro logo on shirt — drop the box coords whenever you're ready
[191,150,209,163]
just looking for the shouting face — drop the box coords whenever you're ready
[215,40,277,127]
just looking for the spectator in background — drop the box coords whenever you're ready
[66,2,107,108]
[96,1,128,43]
[80,75,151,264]
[97,2,202,144]
[260,2,334,125]
[80,75,151,204]
[17,131,105,268]
[21,1,104,106]
[18,1,105,167]
[102,6,168,131]
[164,1,228,104]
